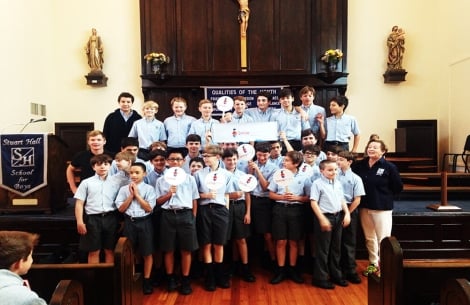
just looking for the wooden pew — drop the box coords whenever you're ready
[27,237,142,305]
[49,280,84,305]
[368,236,470,305]
[441,278,470,305]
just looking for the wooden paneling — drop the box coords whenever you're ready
[139,0,348,117]
[54,122,94,162]
[278,0,311,72]
[212,1,240,72]
[140,0,347,75]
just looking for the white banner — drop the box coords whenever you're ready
[212,122,278,143]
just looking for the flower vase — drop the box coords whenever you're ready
[326,62,337,74]
[152,63,162,74]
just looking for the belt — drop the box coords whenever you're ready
[325,141,348,146]
[89,211,115,217]
[201,203,224,208]
[275,202,303,208]
[251,195,268,199]
[163,208,191,214]
[125,214,152,222]
[230,199,245,204]
[323,211,343,216]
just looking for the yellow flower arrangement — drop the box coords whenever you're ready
[321,49,343,64]
[144,52,170,65]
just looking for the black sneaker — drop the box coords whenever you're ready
[346,273,362,284]
[241,264,256,282]
[143,278,154,295]
[215,263,230,288]
[179,276,192,295]
[204,263,216,292]
[288,267,304,284]
[204,276,216,291]
[216,273,231,288]
[331,278,349,287]
[269,267,286,284]
[167,274,178,292]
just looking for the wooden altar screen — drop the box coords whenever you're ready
[139,0,348,119]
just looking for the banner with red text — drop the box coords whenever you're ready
[212,122,278,143]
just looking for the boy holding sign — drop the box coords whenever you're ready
[194,145,236,291]
[222,148,256,282]
[155,149,199,295]
[268,151,312,285]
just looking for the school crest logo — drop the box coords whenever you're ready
[0,134,47,196]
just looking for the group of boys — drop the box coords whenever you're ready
[0,87,367,303]
[64,85,365,296]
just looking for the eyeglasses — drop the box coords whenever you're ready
[167,158,184,162]
[202,154,216,158]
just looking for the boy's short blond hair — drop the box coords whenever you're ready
[87,130,105,141]
[233,95,246,102]
[198,99,213,107]
[142,100,159,111]
[149,141,167,151]
[115,151,136,163]
[204,144,223,156]
[299,86,316,97]
[170,97,187,106]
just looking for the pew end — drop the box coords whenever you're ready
[369,236,470,305]
[441,278,470,305]
[28,237,142,305]
[49,280,84,305]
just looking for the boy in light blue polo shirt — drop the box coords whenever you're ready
[74,154,121,264]
[164,97,196,150]
[115,162,157,295]
[310,160,350,290]
[194,145,236,291]
[268,151,311,285]
[337,151,365,284]
[155,149,199,295]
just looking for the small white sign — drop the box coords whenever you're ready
[273,169,294,187]
[164,167,187,185]
[204,171,227,190]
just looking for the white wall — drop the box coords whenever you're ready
[0,0,142,134]
[1,0,469,158]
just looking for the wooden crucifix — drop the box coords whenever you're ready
[236,0,250,72]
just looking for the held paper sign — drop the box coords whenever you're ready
[212,122,278,143]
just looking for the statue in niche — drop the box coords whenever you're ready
[387,25,405,71]
[85,28,104,74]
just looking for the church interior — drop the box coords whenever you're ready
[1,1,470,305]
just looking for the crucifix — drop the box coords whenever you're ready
[236,0,250,72]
